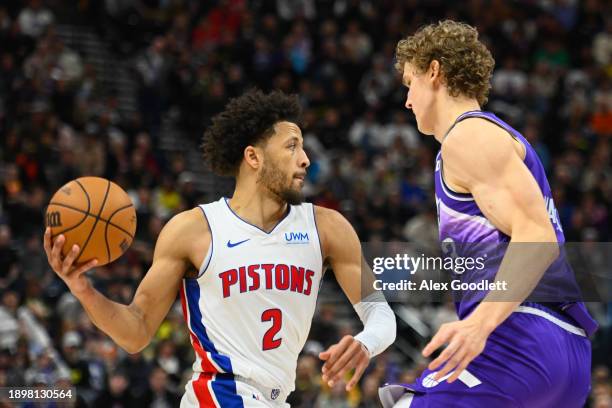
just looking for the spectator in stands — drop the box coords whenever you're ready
[17,0,54,39]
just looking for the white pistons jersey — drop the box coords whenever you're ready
[179,197,323,405]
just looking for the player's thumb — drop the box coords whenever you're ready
[319,349,331,360]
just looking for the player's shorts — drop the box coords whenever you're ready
[181,372,290,408]
[380,304,591,408]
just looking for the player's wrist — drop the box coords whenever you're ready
[355,338,372,358]
[468,303,514,334]
[70,277,94,301]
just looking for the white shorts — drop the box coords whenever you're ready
[180,372,290,408]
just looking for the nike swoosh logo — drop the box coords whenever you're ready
[227,238,250,248]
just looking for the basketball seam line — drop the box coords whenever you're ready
[76,180,111,264]
[48,180,92,237]
[104,203,134,264]
[48,201,135,239]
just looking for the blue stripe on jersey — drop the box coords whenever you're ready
[185,279,234,373]
[211,373,244,408]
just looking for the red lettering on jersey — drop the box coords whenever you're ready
[262,264,274,289]
[290,266,305,293]
[304,269,314,295]
[239,266,247,293]
[248,264,260,291]
[220,264,315,297]
[275,264,290,290]
[220,269,238,298]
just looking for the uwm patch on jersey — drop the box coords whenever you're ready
[180,198,323,403]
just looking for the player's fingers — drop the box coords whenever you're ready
[51,234,65,262]
[319,347,333,362]
[429,337,462,371]
[327,352,362,386]
[434,345,469,381]
[50,235,66,272]
[323,336,354,370]
[447,355,472,383]
[423,325,453,357]
[324,341,362,381]
[71,259,98,277]
[43,228,52,255]
[62,244,80,273]
[346,359,368,391]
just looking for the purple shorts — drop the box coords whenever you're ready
[380,306,591,407]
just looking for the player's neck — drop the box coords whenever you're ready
[433,97,481,143]
[227,188,289,233]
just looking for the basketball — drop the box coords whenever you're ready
[45,177,137,266]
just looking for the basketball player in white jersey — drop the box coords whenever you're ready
[44,89,397,407]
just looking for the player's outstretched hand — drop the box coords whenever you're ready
[422,316,493,383]
[43,227,98,296]
[319,335,370,391]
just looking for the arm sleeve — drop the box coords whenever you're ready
[352,291,397,357]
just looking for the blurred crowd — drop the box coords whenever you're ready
[0,0,611,407]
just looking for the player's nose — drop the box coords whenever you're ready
[299,150,310,168]
[405,98,412,110]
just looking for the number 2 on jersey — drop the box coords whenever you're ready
[262,308,282,350]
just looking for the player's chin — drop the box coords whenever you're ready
[292,177,305,188]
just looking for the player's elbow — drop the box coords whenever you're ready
[122,336,150,354]
[537,223,560,260]
[515,221,560,262]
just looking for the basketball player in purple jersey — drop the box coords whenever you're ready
[44,90,396,407]
[379,21,597,407]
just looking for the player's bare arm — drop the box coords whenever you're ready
[44,207,209,353]
[424,118,559,383]
[315,205,396,391]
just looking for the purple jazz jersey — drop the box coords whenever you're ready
[434,110,585,317]
[380,111,593,407]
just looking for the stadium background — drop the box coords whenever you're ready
[0,0,610,407]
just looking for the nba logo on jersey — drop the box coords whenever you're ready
[284,231,309,244]
[271,388,280,400]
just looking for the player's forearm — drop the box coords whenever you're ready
[75,284,149,353]
[353,293,397,357]
[470,227,559,330]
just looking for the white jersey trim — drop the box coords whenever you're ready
[515,306,586,337]
[196,205,213,278]
[223,197,293,235]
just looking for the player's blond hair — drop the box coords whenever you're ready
[395,20,495,106]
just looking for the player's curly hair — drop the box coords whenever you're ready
[201,89,302,177]
[395,20,495,106]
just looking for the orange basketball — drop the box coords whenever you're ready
[45,177,137,266]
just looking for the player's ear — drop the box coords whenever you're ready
[429,60,441,83]
[243,145,262,170]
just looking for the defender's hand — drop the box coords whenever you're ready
[422,317,492,383]
[319,335,370,391]
[43,227,98,296]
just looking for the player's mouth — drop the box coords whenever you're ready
[293,173,306,182]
